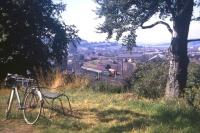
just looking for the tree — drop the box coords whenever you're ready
[95,0,200,97]
[0,0,79,79]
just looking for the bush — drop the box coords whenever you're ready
[131,61,168,99]
[187,63,200,88]
[130,60,200,103]
[185,86,200,110]
[89,80,123,93]
[185,62,200,109]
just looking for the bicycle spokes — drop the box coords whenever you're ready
[23,92,42,125]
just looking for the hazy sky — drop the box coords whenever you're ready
[56,0,200,44]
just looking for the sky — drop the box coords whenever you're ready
[55,0,200,44]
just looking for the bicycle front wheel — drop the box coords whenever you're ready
[22,90,43,124]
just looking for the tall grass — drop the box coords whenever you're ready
[36,68,89,90]
[1,88,200,133]
[36,68,64,89]
[65,75,89,89]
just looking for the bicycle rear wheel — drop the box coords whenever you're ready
[22,90,43,124]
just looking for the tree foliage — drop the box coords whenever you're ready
[96,0,200,97]
[95,0,200,47]
[0,0,79,78]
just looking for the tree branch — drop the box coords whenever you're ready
[141,21,173,35]
[191,17,200,21]
[188,39,200,43]
[178,0,192,16]
[165,0,176,19]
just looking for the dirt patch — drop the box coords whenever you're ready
[0,119,34,133]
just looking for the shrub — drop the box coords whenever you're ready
[131,61,168,99]
[89,80,123,93]
[185,86,200,110]
[187,63,200,88]
[185,62,200,109]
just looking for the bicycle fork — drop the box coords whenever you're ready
[5,87,23,119]
[5,89,14,119]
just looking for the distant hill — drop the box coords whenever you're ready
[78,40,200,51]
[188,41,200,47]
[78,40,122,50]
[138,41,200,48]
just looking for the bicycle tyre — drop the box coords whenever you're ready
[22,90,43,124]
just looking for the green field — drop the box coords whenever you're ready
[0,88,200,133]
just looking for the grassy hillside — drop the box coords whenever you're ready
[0,88,200,133]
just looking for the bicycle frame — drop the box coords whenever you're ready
[7,87,26,110]
[5,74,44,124]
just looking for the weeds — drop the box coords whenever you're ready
[35,68,89,90]
[1,64,200,132]
[1,88,200,133]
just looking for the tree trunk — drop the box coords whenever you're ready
[165,1,193,98]
[165,33,189,97]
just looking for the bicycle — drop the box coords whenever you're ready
[4,73,43,125]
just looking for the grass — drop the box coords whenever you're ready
[1,88,200,133]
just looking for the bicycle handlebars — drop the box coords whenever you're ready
[5,73,35,88]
